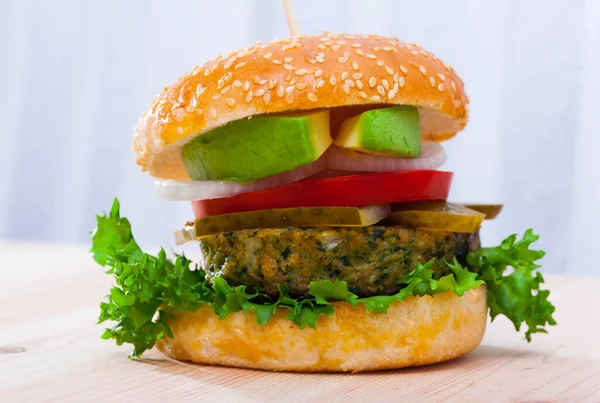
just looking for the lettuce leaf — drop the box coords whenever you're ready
[92,199,555,357]
[467,229,556,341]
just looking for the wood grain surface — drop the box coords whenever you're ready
[1,241,599,402]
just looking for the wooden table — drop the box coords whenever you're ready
[1,241,599,402]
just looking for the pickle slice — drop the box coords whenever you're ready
[465,204,503,219]
[183,204,391,238]
[174,222,195,245]
[385,202,485,233]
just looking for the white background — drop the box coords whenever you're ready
[0,0,598,276]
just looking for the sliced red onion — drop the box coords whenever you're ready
[325,142,446,172]
[155,157,326,201]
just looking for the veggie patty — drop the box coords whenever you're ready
[200,226,480,297]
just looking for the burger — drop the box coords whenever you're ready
[91,33,556,372]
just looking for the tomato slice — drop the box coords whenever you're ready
[192,170,453,218]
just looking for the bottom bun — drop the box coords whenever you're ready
[156,285,487,372]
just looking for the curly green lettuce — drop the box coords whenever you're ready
[91,199,556,357]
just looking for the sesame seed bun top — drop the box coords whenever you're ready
[134,33,469,181]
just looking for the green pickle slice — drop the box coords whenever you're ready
[175,204,391,241]
[465,204,503,219]
[384,201,486,233]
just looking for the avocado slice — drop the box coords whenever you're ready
[174,204,391,241]
[181,110,332,182]
[335,106,421,157]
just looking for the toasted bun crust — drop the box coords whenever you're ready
[156,285,486,372]
[134,33,469,180]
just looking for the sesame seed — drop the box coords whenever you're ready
[341,71,349,80]
[419,65,427,76]
[351,43,362,48]
[235,62,246,69]
[356,79,363,90]
[252,75,260,84]
[223,61,233,69]
[263,93,271,104]
[276,86,285,97]
[267,79,275,89]
[296,82,307,90]
[210,108,217,118]
[316,79,325,88]
[176,126,184,134]
[388,90,395,99]
[437,83,445,91]
[286,92,294,103]
[383,46,394,51]
[233,80,242,88]
[343,51,351,58]
[345,79,355,88]
[259,79,268,85]
[443,62,453,71]
[284,74,293,82]
[296,68,307,76]
[221,85,231,94]
[284,57,292,63]
[243,81,250,91]
[382,79,389,90]
[237,50,250,58]
[369,77,377,88]
[400,65,408,75]
[272,59,282,65]
[307,93,318,102]
[263,52,272,59]
[366,53,376,59]
[352,60,359,70]
[285,86,295,94]
[195,108,203,115]
[376,60,384,67]
[437,73,446,81]
[358,91,368,99]
[385,66,394,75]
[245,91,253,102]
[370,95,382,102]
[315,69,323,77]
[420,50,429,57]
[451,81,457,91]
[211,94,221,101]
[377,85,385,96]
[343,84,351,94]
[331,44,341,51]
[393,73,400,82]
[355,49,365,56]
[226,98,236,107]
[317,44,326,50]
[353,72,363,79]
[344,34,357,39]
[283,64,294,71]
[338,57,348,63]
[316,56,325,63]
[410,50,419,56]
[330,75,337,85]
[393,82,399,92]
[374,46,382,52]
[399,77,405,87]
